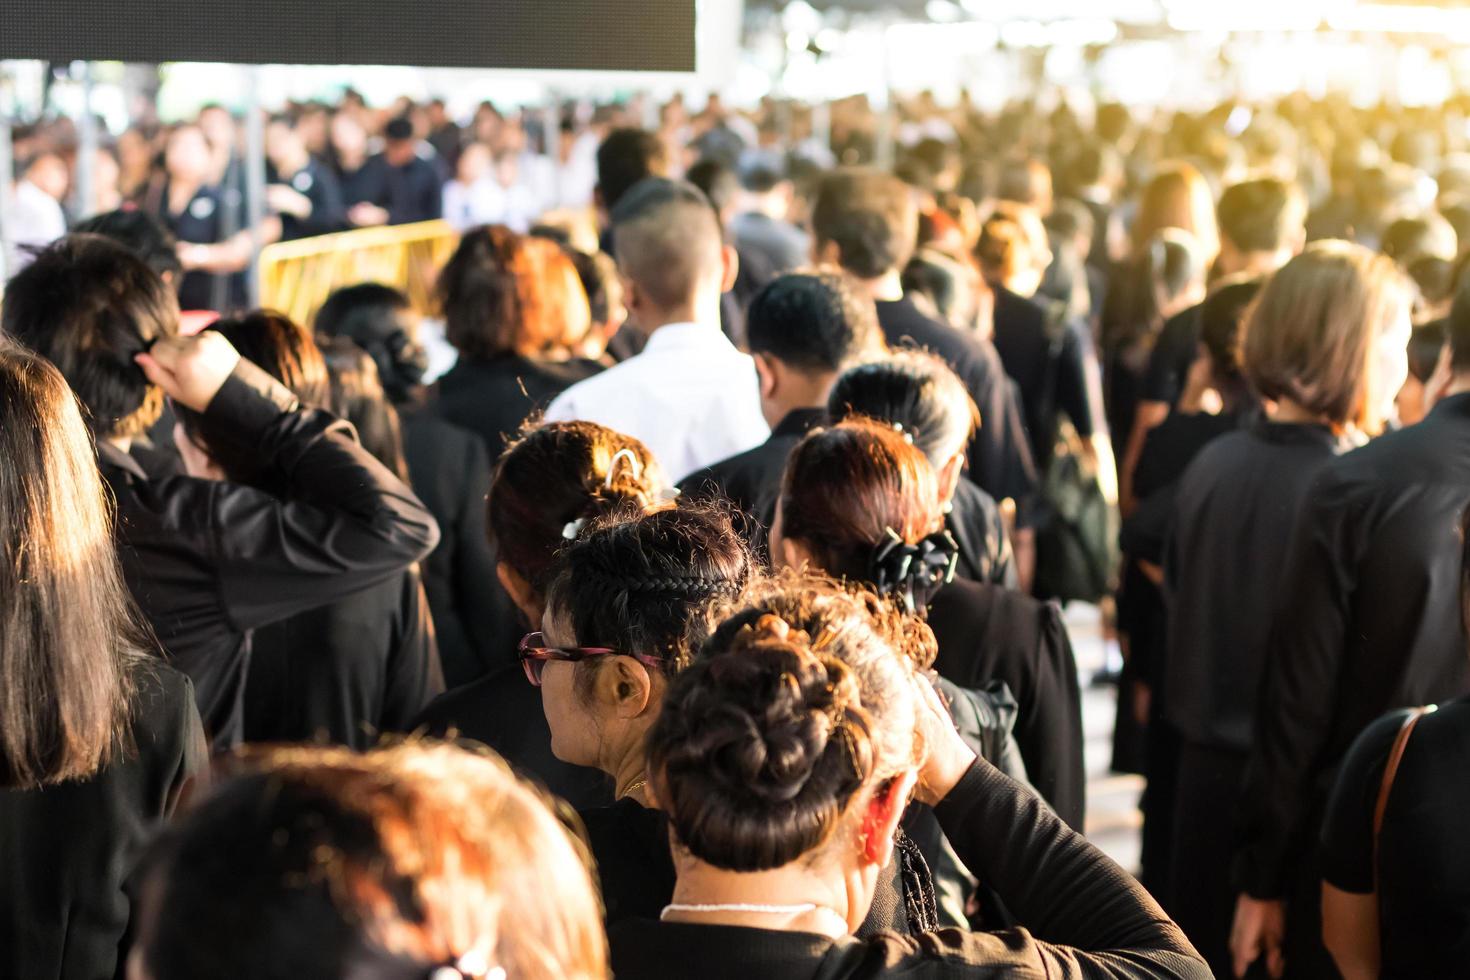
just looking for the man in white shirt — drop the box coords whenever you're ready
[545,178,769,481]
[6,153,69,273]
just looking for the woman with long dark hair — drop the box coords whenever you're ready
[0,347,206,980]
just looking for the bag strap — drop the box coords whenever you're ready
[1372,705,1436,889]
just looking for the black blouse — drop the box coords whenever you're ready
[608,759,1209,979]
[0,662,207,980]
[1321,697,1470,978]
[99,361,440,751]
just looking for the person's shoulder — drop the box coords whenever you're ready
[861,926,1047,975]
[126,658,203,759]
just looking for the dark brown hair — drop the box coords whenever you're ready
[811,168,919,280]
[0,347,143,788]
[177,311,330,487]
[488,421,664,595]
[778,418,944,585]
[544,505,755,677]
[438,225,592,360]
[1242,240,1409,432]
[827,351,977,470]
[0,233,178,438]
[136,743,608,980]
[318,335,409,482]
[651,580,921,872]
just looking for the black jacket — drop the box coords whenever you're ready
[1163,420,1343,751]
[875,297,1038,513]
[100,361,440,750]
[609,760,1208,980]
[680,407,825,542]
[433,353,605,466]
[243,566,444,749]
[400,410,500,687]
[0,662,206,980]
[1234,394,1470,898]
[926,580,1086,830]
[990,285,1100,466]
[948,477,1017,588]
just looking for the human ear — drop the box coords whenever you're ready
[754,353,779,401]
[937,451,965,509]
[858,770,916,866]
[719,243,740,294]
[601,657,654,718]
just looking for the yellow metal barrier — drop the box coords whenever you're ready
[257,219,460,328]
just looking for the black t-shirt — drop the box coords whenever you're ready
[1139,303,1204,409]
[1321,698,1470,978]
[433,354,605,466]
[356,153,444,225]
[268,157,347,240]
[157,180,247,312]
[0,662,206,980]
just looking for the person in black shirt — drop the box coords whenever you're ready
[412,420,668,809]
[131,744,610,980]
[609,581,1208,980]
[2,236,440,751]
[431,225,607,466]
[827,352,1017,588]
[1124,179,1306,507]
[345,115,443,228]
[976,206,1111,483]
[0,347,207,980]
[680,270,884,540]
[315,283,501,688]
[774,419,1085,831]
[1160,244,1409,976]
[148,124,260,312]
[731,157,810,275]
[170,312,443,750]
[264,114,346,240]
[1320,517,1470,980]
[1228,266,1470,980]
[809,168,1039,564]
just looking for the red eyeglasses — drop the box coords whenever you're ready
[517,632,664,687]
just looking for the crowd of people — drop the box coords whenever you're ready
[4,82,1470,979]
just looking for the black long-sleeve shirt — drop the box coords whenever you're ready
[609,759,1208,979]
[268,156,347,240]
[1233,394,1470,898]
[1163,420,1343,750]
[100,360,440,751]
[875,297,1038,514]
[354,152,444,225]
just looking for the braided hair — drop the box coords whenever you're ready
[543,505,754,695]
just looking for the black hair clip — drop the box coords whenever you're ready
[868,527,959,615]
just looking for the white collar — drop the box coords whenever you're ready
[641,321,732,353]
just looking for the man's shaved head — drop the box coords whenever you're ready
[611,178,726,311]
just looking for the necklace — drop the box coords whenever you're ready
[618,774,648,800]
[660,902,845,923]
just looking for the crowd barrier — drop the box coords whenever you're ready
[257,219,460,328]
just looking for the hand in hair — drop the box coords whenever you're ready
[135,332,241,412]
[911,672,977,805]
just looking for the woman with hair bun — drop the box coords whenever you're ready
[414,420,665,809]
[773,418,1086,830]
[129,743,608,980]
[607,590,1209,979]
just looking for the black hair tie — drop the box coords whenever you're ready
[868,528,959,615]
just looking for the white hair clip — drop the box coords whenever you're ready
[892,421,914,445]
[562,517,589,541]
[605,447,644,488]
[656,485,682,504]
